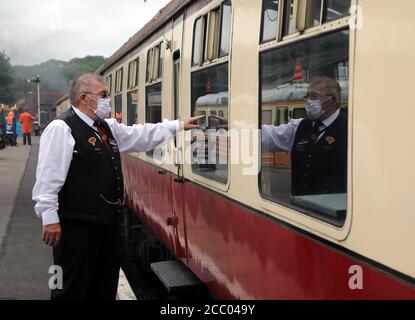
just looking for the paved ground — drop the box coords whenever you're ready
[0,136,53,299]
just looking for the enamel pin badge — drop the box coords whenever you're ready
[326,136,336,145]
[88,137,97,146]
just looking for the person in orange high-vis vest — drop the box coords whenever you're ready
[19,109,36,145]
[6,109,17,146]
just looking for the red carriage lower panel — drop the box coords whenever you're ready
[122,155,415,299]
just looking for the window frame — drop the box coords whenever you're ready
[115,68,123,94]
[146,42,164,84]
[260,0,352,46]
[190,61,230,185]
[191,0,232,70]
[258,27,351,228]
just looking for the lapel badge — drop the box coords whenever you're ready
[326,136,335,145]
[88,137,97,146]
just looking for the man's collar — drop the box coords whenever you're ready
[321,109,340,127]
[72,106,95,127]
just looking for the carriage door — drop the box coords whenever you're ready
[168,13,188,262]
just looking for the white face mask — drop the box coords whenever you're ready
[86,95,111,119]
[305,96,331,121]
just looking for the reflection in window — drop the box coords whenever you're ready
[191,63,229,183]
[325,0,351,23]
[261,0,279,43]
[114,95,122,123]
[260,30,349,226]
[219,0,232,56]
[127,91,138,126]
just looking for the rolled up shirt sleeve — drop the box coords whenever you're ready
[32,120,74,226]
[105,118,180,153]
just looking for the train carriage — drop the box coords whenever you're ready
[59,0,415,299]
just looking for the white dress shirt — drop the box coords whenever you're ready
[33,106,180,226]
[262,109,340,152]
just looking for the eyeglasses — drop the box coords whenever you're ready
[303,93,333,102]
[84,92,111,99]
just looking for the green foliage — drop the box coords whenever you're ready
[0,51,18,104]
[62,56,107,82]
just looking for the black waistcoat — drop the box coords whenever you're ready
[57,108,124,225]
[291,113,347,196]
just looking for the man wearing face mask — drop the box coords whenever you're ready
[262,76,347,196]
[32,73,202,300]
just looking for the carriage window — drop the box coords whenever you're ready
[305,0,322,28]
[261,0,279,43]
[114,95,122,123]
[192,17,204,66]
[159,42,165,78]
[191,63,229,183]
[127,91,138,126]
[146,83,162,124]
[115,68,123,94]
[260,30,349,226]
[146,50,152,82]
[325,0,351,23]
[283,0,298,36]
[146,83,162,158]
[106,75,113,95]
[219,0,232,57]
[128,58,139,90]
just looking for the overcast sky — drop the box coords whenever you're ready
[0,0,171,66]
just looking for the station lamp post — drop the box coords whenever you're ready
[27,75,41,125]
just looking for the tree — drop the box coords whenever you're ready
[0,51,18,104]
[62,56,106,82]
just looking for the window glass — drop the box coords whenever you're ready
[114,95,122,123]
[146,83,162,124]
[146,83,162,158]
[192,18,203,66]
[260,30,349,226]
[283,0,298,36]
[191,63,229,183]
[135,59,140,87]
[261,0,279,43]
[325,0,351,23]
[127,91,138,126]
[146,49,152,82]
[159,42,165,78]
[305,0,322,28]
[219,0,232,56]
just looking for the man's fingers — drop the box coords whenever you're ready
[44,232,51,245]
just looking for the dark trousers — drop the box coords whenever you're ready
[51,218,121,300]
[23,133,31,145]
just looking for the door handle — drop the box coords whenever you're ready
[158,169,167,175]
